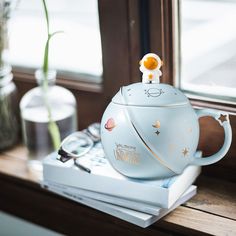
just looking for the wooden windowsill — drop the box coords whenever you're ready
[13,70,103,94]
[0,145,236,235]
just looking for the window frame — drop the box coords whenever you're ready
[148,0,236,110]
[148,0,236,181]
[13,0,141,130]
[12,0,236,181]
[174,0,236,107]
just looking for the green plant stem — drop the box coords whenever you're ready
[42,0,50,76]
[42,81,61,150]
[43,31,63,76]
[42,0,49,35]
[41,0,61,150]
[43,37,49,76]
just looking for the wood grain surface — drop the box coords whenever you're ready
[0,144,236,235]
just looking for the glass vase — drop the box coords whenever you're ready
[0,65,19,150]
[20,69,77,170]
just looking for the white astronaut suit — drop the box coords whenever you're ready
[139,53,162,84]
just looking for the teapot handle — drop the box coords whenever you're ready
[191,109,232,166]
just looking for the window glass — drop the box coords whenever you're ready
[179,0,236,101]
[8,0,103,82]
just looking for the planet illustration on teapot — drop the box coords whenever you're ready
[104,118,116,132]
[101,53,232,179]
[145,88,164,97]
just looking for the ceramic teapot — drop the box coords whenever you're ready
[101,53,232,179]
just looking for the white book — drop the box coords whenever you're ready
[43,143,201,208]
[41,180,168,215]
[42,184,196,228]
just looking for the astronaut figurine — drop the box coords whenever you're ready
[139,53,162,84]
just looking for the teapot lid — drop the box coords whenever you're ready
[112,83,189,107]
[112,53,189,107]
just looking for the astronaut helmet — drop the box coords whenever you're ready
[139,53,162,71]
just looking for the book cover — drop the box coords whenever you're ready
[43,143,201,208]
[42,184,197,228]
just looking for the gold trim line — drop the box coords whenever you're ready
[131,122,177,174]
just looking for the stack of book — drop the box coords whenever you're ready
[42,142,201,228]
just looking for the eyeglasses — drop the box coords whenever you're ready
[57,123,101,168]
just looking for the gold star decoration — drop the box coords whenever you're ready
[218,114,227,124]
[182,148,189,157]
[152,120,161,128]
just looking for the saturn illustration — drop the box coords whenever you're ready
[145,88,164,97]
[104,118,116,131]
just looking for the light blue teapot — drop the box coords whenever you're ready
[101,53,232,179]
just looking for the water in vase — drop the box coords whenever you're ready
[21,104,77,170]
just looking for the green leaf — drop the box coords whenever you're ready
[50,31,64,39]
